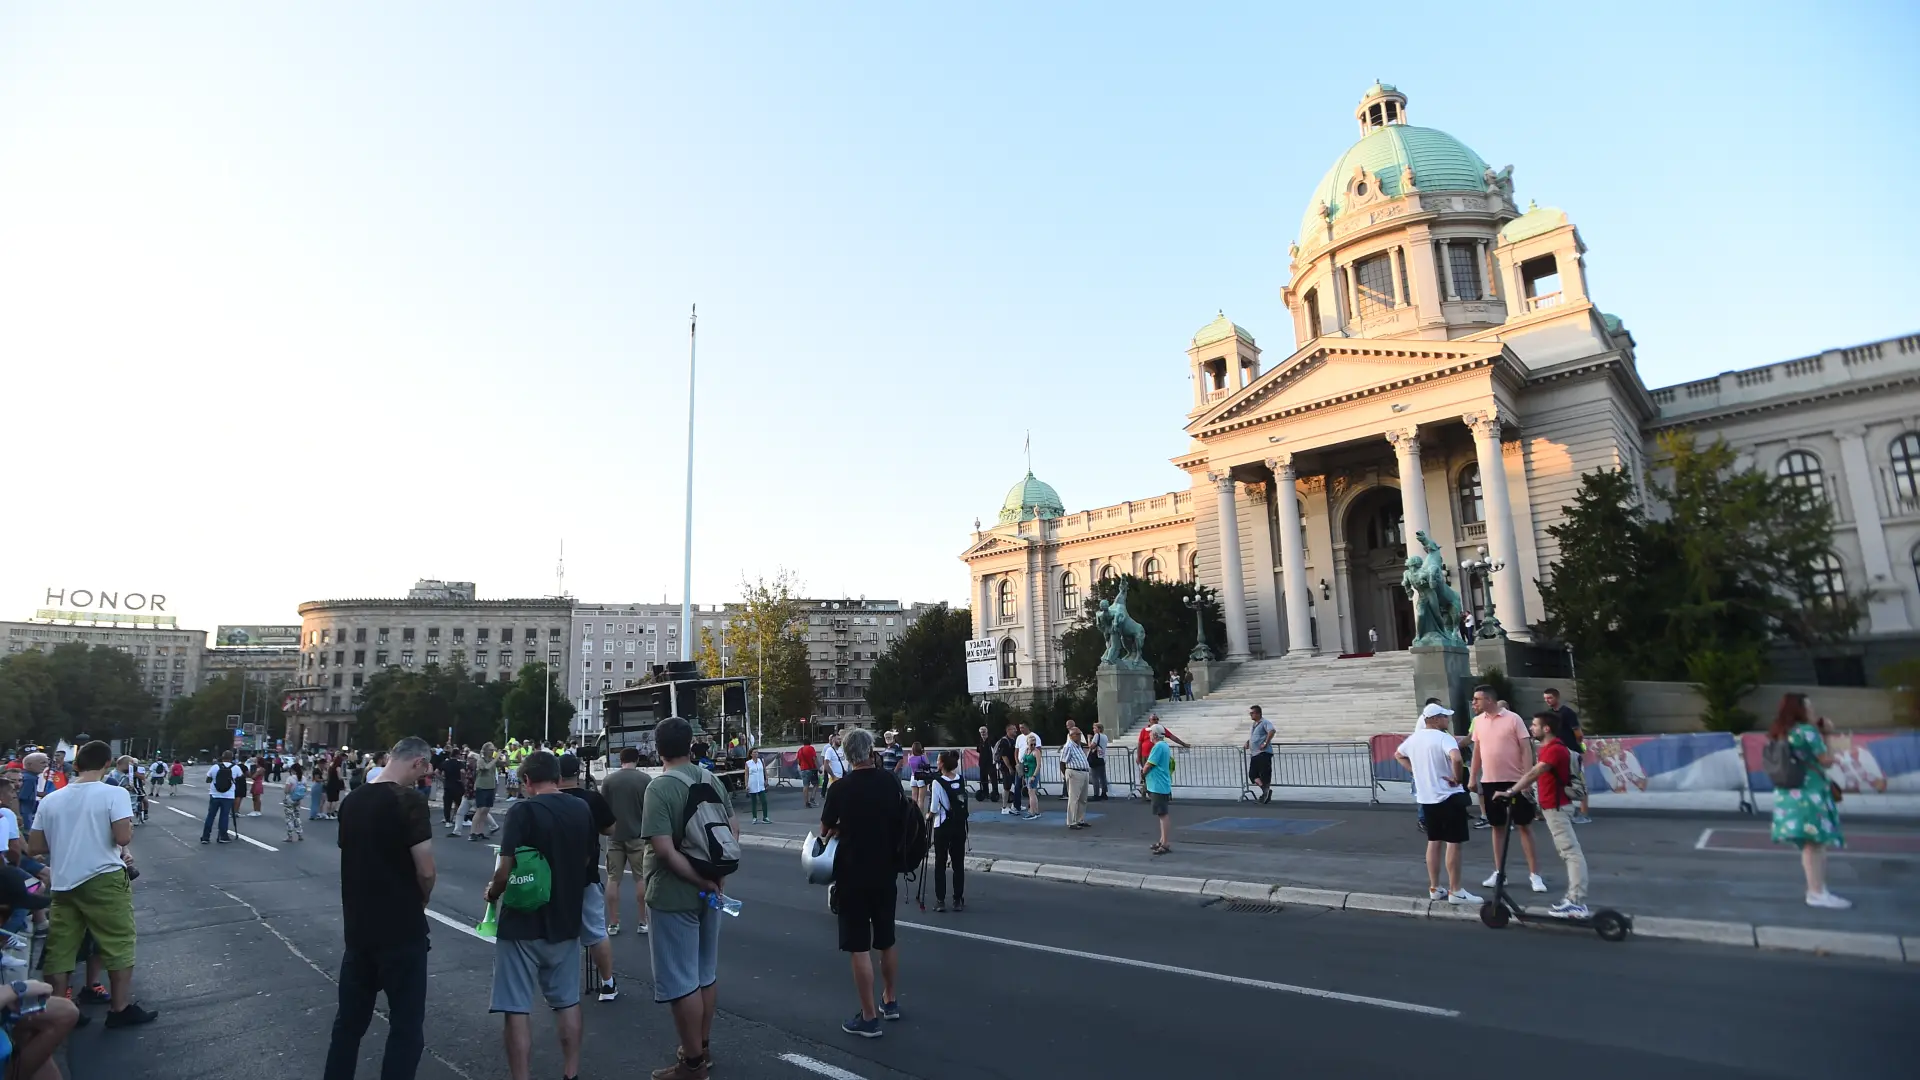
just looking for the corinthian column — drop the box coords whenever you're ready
[1267,456,1315,656]
[1212,473,1252,660]
[1465,409,1528,638]
[1386,426,1430,558]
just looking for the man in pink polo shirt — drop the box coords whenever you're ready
[1467,685,1546,893]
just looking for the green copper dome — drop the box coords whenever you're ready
[999,472,1065,524]
[1298,120,1490,249]
[1192,310,1254,349]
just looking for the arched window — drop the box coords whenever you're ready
[1188,551,1200,582]
[999,638,1017,680]
[1459,465,1484,525]
[1060,573,1079,618]
[1143,557,1164,584]
[1892,433,1920,508]
[1776,450,1826,507]
[1809,552,1847,606]
[997,579,1015,621]
[1099,564,1118,583]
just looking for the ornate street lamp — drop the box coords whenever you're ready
[1458,547,1507,639]
[1183,585,1217,661]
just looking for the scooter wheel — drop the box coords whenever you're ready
[1592,910,1630,942]
[1479,900,1510,929]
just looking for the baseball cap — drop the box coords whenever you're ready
[1420,703,1454,720]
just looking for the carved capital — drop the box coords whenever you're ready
[1265,454,1296,480]
[1463,408,1504,441]
[1385,426,1422,459]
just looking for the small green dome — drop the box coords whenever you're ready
[999,472,1065,524]
[1192,310,1254,349]
[1498,201,1567,245]
[1298,123,1490,249]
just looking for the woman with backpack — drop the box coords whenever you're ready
[283,765,308,842]
[1767,694,1849,909]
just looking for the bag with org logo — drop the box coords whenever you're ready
[501,802,555,911]
[662,770,741,880]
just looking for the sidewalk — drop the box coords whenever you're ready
[744,786,1920,942]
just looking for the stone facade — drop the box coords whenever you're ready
[571,602,738,734]
[801,599,934,721]
[961,83,1920,696]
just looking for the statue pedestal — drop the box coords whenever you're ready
[1096,662,1156,736]
[1410,645,1472,734]
[1188,659,1238,699]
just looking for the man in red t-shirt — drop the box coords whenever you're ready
[796,740,820,808]
[1509,712,1589,918]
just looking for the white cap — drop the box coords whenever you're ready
[1420,702,1454,720]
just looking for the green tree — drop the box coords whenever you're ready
[356,664,511,750]
[718,570,815,741]
[0,650,62,748]
[0,645,157,749]
[867,604,973,743]
[501,662,574,745]
[160,673,287,759]
[1058,575,1224,696]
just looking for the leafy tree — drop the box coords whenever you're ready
[717,570,814,741]
[1057,575,1224,697]
[160,673,288,759]
[356,664,521,750]
[867,604,973,743]
[0,645,156,749]
[500,662,574,745]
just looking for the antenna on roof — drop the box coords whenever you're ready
[555,540,566,598]
[1024,430,1032,474]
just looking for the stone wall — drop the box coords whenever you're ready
[1507,676,1897,733]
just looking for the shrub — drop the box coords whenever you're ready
[1883,659,1920,728]
[1576,655,1632,735]
[1687,648,1765,732]
[1478,667,1516,709]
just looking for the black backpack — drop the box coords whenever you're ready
[893,786,931,874]
[213,764,233,794]
[663,771,742,880]
[1763,738,1807,790]
[933,774,969,827]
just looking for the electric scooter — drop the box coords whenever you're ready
[1479,793,1631,942]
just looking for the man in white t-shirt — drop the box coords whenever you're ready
[202,751,242,844]
[822,733,848,788]
[1396,703,1480,905]
[28,739,158,1027]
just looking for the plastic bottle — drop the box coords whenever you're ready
[476,901,499,940]
[700,891,742,918]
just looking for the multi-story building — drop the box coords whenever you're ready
[2,613,207,713]
[200,624,302,691]
[569,602,741,734]
[963,81,1920,695]
[293,580,572,748]
[799,599,935,721]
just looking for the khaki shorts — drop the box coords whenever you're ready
[606,837,649,880]
[46,869,135,973]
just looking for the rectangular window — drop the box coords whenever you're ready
[549,628,561,642]
[402,649,415,665]
[624,660,635,671]
[501,628,513,643]
[1447,242,1482,300]
[477,628,489,642]
[353,628,366,643]
[377,627,390,644]
[321,629,331,644]
[582,640,593,655]
[452,628,465,642]
[582,659,592,671]
[603,640,613,654]
[351,672,364,688]
[625,623,636,633]
[1521,254,1561,309]
[375,650,389,665]
[353,650,365,665]
[331,672,343,688]
[625,641,636,655]
[330,695,341,711]
[525,628,537,642]
[476,649,488,664]
[426,650,439,664]
[403,628,416,642]
[334,650,345,665]
[427,627,440,644]
[602,679,613,690]
[603,660,613,671]
[1354,253,1396,316]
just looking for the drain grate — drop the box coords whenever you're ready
[1207,898,1286,914]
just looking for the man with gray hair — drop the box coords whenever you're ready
[324,737,437,1080]
[819,727,904,1038]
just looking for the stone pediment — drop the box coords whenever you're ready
[960,533,1025,560]
[1190,339,1509,435]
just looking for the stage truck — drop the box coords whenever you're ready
[596,660,756,792]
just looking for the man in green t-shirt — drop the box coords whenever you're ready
[1141,727,1176,856]
[640,718,731,1080]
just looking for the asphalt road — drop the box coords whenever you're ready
[68,788,1911,1080]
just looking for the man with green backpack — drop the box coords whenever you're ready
[482,751,598,1080]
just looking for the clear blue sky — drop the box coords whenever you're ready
[3,2,1915,627]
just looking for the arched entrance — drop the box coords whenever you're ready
[1342,486,1414,651]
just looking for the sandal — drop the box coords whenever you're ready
[1150,842,1169,855]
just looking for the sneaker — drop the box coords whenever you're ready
[1024,813,1041,820]
[1447,889,1484,905]
[104,1002,159,1028]
[200,838,210,845]
[635,922,649,935]
[933,901,946,912]
[246,811,262,818]
[1529,874,1548,894]
[841,1012,883,1038]
[77,984,110,1005]
[1547,900,1590,919]
[879,999,901,1021]
[1572,814,1593,825]
[953,899,965,912]
[598,979,619,1002]
[1482,872,1501,888]
[608,922,620,936]
[217,837,232,844]
[1000,807,1015,815]
[1471,818,1492,830]
[1428,887,1447,902]
[650,1056,708,1080]
[1806,891,1853,910]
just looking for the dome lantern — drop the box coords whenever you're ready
[1356,81,1408,135]
[998,472,1066,525]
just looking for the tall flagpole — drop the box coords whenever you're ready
[681,304,697,655]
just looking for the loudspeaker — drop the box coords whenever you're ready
[722,684,747,717]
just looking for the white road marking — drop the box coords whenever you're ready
[779,1053,870,1080]
[1696,828,1714,851]
[165,805,278,850]
[426,907,492,942]
[898,920,1460,1018]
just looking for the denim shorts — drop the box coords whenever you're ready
[474,788,496,808]
[489,936,581,1014]
[648,907,720,1003]
[580,882,608,946]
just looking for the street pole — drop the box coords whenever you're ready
[543,662,551,745]
[680,303,698,652]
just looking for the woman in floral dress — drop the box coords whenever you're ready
[1767,693,1849,909]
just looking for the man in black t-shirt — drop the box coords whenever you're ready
[974,726,998,802]
[819,728,902,1039]
[323,737,436,1080]
[558,754,619,1003]
[483,751,595,1080]
[993,724,1020,814]
[437,745,466,829]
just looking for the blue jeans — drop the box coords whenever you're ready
[323,938,428,1080]
[201,797,233,841]
[309,783,325,819]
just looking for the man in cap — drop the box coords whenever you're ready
[1396,703,1480,904]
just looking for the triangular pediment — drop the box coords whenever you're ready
[961,533,1023,559]
[1189,338,1509,434]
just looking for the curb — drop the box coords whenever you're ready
[738,833,1913,963]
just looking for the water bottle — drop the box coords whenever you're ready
[475,900,499,940]
[700,891,742,918]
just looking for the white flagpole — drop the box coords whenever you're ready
[681,304,698,654]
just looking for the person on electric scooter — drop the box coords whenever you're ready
[1505,712,1590,919]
